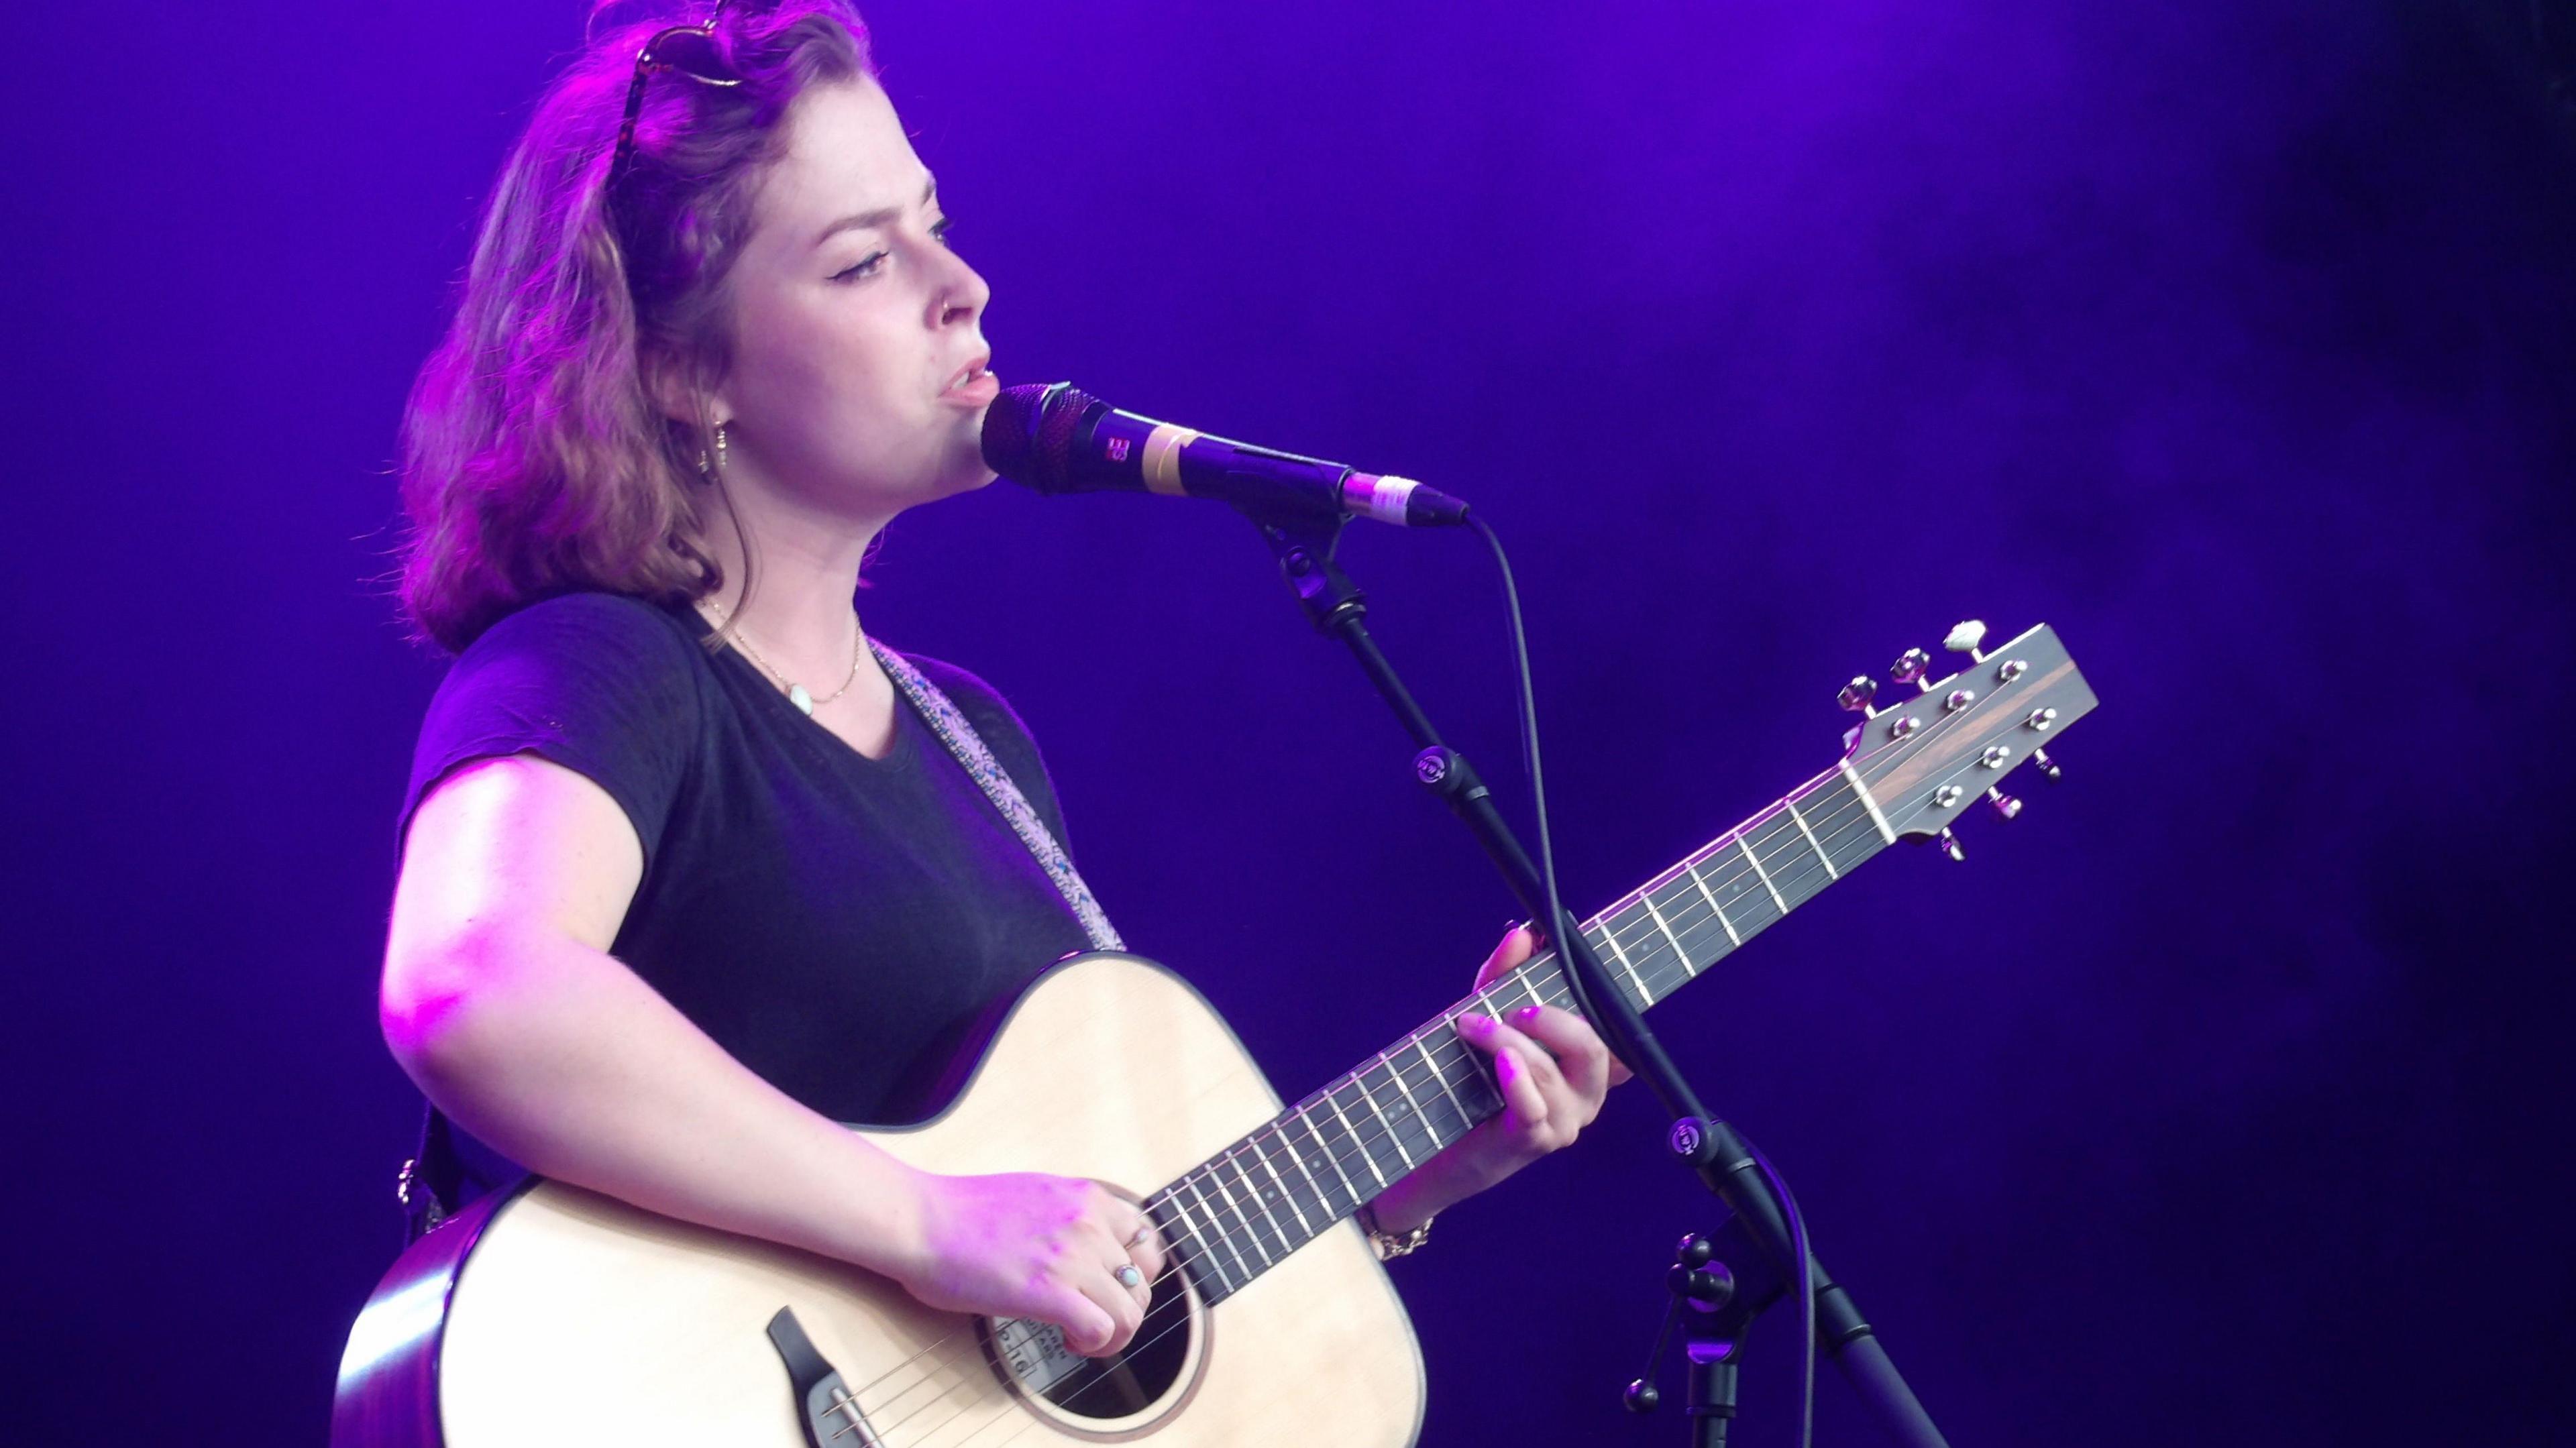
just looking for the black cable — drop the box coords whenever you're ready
[1748,1137,1818,1448]
[1469,514,1819,1448]
[1464,517,1573,1113]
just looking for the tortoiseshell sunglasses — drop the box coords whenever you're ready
[606,3,744,195]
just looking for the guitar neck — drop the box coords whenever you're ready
[1143,761,1898,1304]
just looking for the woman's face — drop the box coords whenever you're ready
[712,79,998,519]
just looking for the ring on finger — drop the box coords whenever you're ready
[1114,1263,1146,1289]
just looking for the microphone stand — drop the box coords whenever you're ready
[1240,504,1949,1448]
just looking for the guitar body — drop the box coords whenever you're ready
[333,954,1426,1448]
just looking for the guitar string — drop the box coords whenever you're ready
[928,718,2021,1439]
[845,798,1892,1445]
[859,973,1591,1447]
[853,976,1635,1442]
[842,789,1896,1445]
[900,805,1899,1448]
[835,791,1892,1442]
[864,869,1881,1448]
[869,710,2007,1436]
[835,791,1872,1429]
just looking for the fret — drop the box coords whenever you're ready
[1240,1136,1314,1237]
[1379,1053,1444,1159]
[1622,907,1682,989]
[1450,1035,1505,1123]
[1321,1087,1388,1190]
[1169,1192,1244,1300]
[1374,1054,1443,1164]
[1640,888,1686,962]
[1226,1144,1299,1261]
[1601,911,1660,1009]
[1199,1160,1277,1270]
[1283,1103,1350,1205]
[1169,1178,1248,1292]
[1784,797,1837,880]
[1682,858,1741,946]
[1270,1124,1334,1232]
[1348,1066,1418,1172]
[1588,922,1650,1004]
[1275,1109,1350,1221]
[1653,873,1727,970]
[1817,775,1894,877]
[1319,1082,1381,1195]
[1728,860,1784,931]
[1157,1181,1222,1294]
[1839,758,1897,844]
[1480,974,1539,1025]
[1255,1123,1332,1232]
[1146,1188,1193,1250]
[1736,833,1787,913]
[1633,877,1719,1001]
[1184,1164,1254,1278]
[1752,809,1831,911]
[1525,964,1585,1022]
[1407,1035,1475,1140]
[1533,965,1577,1011]
[1142,1194,1198,1290]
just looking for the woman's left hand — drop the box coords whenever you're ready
[1363,925,1634,1235]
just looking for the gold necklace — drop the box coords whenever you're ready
[702,602,865,717]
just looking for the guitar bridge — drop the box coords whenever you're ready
[765,1306,881,1447]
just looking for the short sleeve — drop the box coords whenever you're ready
[398,594,705,873]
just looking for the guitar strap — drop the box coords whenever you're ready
[397,641,1122,1241]
[869,641,1124,954]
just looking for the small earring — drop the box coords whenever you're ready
[693,423,730,484]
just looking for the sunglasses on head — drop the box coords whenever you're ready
[608,3,746,197]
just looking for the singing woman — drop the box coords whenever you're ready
[381,0,1617,1362]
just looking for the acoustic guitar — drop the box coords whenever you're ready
[333,620,2094,1447]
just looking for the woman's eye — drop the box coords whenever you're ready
[930,217,957,247]
[830,252,888,283]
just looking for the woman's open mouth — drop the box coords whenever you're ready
[943,355,998,405]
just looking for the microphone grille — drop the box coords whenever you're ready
[981,381,1097,493]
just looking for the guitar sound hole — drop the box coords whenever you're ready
[985,1269,1196,1422]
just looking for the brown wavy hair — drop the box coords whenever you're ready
[397,1,875,652]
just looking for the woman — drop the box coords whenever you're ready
[382,0,1617,1363]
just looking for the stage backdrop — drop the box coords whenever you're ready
[5,2,2570,1444]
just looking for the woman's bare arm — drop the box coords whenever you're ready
[381,755,1159,1353]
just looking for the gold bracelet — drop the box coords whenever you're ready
[1356,1203,1434,1260]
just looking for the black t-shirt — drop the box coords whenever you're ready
[399,592,1095,1137]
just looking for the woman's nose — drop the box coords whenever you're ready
[932,253,991,328]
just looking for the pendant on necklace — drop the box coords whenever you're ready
[788,683,815,716]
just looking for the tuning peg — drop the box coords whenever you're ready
[1837,675,1879,715]
[2031,748,2062,783]
[1937,827,1966,862]
[1890,648,1931,686]
[1943,620,1988,660]
[1987,787,2022,821]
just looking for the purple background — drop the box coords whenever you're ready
[7,1,2571,1444]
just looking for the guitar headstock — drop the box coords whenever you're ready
[1836,621,2096,858]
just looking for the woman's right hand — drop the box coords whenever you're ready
[896,1170,1169,1357]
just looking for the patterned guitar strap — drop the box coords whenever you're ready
[872,642,1125,954]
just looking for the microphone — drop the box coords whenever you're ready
[981,382,1471,528]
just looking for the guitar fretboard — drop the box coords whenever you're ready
[1142,764,1895,1305]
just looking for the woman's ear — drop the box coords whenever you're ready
[639,345,729,433]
